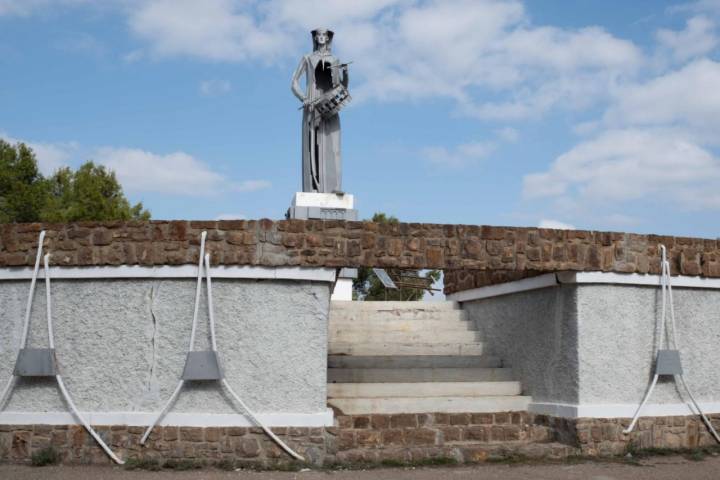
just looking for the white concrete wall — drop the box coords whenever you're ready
[576,284,720,406]
[462,285,579,405]
[0,276,331,424]
[459,274,720,418]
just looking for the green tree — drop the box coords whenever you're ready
[0,140,49,223]
[0,140,150,223]
[42,162,150,222]
[352,212,441,301]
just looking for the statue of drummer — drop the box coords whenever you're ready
[291,28,350,194]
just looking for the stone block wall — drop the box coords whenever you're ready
[3,412,718,466]
[1,221,719,294]
[0,412,562,466]
[549,415,720,456]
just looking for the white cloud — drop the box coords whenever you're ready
[349,2,642,118]
[269,0,405,25]
[0,132,75,174]
[127,0,291,62]
[539,27,720,224]
[657,16,719,62]
[95,147,228,195]
[116,0,643,121]
[2,0,646,122]
[604,59,720,142]
[422,141,495,168]
[199,79,232,96]
[0,0,90,16]
[523,129,720,210]
[29,142,76,175]
[538,219,575,230]
[94,147,270,196]
[669,0,720,15]
[0,132,272,197]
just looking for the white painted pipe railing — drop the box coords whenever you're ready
[624,245,720,442]
[141,232,305,461]
[0,232,125,464]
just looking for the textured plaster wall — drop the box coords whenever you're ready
[462,286,579,405]
[576,284,720,405]
[0,279,329,414]
[463,284,720,407]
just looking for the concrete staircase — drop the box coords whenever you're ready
[328,301,530,415]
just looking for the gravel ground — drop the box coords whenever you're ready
[2,455,720,480]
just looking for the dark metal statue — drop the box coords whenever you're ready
[291,28,350,194]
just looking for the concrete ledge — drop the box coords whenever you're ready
[447,274,558,302]
[0,265,337,282]
[0,410,334,427]
[559,271,720,289]
[449,271,720,302]
[530,402,720,419]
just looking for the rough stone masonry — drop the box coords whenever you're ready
[2,412,718,466]
[1,220,719,294]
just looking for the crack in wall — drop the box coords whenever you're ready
[147,283,159,396]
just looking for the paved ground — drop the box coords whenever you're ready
[3,455,720,480]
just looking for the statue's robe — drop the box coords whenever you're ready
[291,51,348,193]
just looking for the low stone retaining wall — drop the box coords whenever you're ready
[2,221,719,294]
[2,412,718,466]
[549,415,720,456]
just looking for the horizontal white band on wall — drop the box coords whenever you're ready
[557,271,720,289]
[529,401,720,419]
[0,265,337,283]
[447,274,559,303]
[0,409,334,427]
[448,271,720,302]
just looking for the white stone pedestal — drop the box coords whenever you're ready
[287,192,359,301]
[287,192,358,221]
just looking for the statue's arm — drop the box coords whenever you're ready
[291,56,307,102]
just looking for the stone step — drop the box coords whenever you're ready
[331,312,468,323]
[329,321,474,336]
[330,309,468,322]
[327,367,514,383]
[330,315,472,329]
[328,381,522,398]
[329,330,480,344]
[328,395,531,415]
[329,342,485,356]
[328,355,503,369]
[331,301,459,311]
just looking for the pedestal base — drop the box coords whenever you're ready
[287,192,358,221]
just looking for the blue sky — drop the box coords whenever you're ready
[1,0,719,238]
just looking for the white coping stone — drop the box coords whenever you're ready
[327,381,522,398]
[448,271,720,303]
[329,396,531,415]
[331,278,353,301]
[291,191,354,209]
[0,265,337,282]
[0,410,334,427]
[529,402,720,419]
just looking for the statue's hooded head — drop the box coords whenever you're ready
[311,28,334,51]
